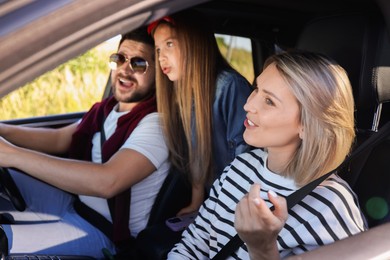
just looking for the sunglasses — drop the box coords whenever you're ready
[108,53,149,74]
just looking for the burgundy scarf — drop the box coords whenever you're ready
[68,95,157,245]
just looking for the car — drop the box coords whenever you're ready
[1,0,390,259]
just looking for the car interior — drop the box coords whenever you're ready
[1,0,390,259]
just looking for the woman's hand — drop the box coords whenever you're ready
[177,182,205,216]
[235,183,288,260]
[177,204,199,216]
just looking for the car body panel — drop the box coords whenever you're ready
[286,223,390,260]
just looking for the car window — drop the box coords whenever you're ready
[0,36,121,120]
[0,33,253,121]
[215,34,254,83]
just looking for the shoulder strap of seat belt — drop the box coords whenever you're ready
[100,116,132,245]
[212,121,390,260]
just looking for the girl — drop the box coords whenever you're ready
[149,10,253,214]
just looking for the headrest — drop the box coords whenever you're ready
[374,29,390,104]
[295,14,378,130]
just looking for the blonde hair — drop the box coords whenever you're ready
[153,11,232,184]
[265,51,355,186]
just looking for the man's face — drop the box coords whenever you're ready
[110,39,155,111]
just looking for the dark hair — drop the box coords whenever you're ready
[119,26,154,47]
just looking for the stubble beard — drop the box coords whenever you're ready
[112,84,154,104]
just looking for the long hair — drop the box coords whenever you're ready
[265,51,355,186]
[153,10,232,184]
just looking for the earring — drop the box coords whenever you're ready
[299,128,304,139]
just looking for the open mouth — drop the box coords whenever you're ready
[118,77,134,87]
[247,118,256,126]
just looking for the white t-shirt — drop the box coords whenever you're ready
[79,109,170,237]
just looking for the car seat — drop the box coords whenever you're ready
[117,166,192,259]
[344,25,390,228]
[295,13,379,131]
[295,12,390,228]
[284,28,390,254]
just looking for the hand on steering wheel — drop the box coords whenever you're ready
[0,167,26,211]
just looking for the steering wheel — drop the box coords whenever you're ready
[0,167,26,211]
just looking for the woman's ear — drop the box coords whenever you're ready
[299,127,304,140]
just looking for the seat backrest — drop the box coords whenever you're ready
[295,14,379,130]
[146,166,192,226]
[295,13,390,228]
[347,26,390,228]
[132,167,192,259]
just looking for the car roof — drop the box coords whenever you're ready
[0,0,384,98]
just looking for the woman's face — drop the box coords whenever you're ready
[243,63,302,155]
[153,23,181,81]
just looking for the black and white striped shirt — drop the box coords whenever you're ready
[168,149,367,259]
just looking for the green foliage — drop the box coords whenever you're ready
[0,43,115,120]
[0,36,253,120]
[216,36,254,83]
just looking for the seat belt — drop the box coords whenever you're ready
[212,120,390,260]
[74,116,133,248]
[339,130,374,187]
[100,118,132,246]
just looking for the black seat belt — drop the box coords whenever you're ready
[74,116,132,245]
[212,120,390,260]
[100,117,132,246]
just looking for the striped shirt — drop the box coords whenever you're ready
[168,149,367,259]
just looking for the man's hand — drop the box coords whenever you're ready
[0,136,17,168]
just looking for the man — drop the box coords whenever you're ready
[0,27,169,258]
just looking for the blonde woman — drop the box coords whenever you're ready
[148,10,253,215]
[168,51,367,259]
